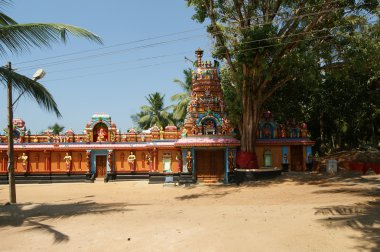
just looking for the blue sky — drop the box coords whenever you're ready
[0,0,212,134]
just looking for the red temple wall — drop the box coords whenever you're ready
[114,150,149,172]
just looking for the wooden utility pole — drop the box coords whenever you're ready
[6,61,16,203]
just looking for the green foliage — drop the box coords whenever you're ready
[188,0,379,152]
[0,66,61,117]
[267,20,380,152]
[48,123,65,135]
[132,92,174,130]
[0,2,102,56]
[171,68,193,124]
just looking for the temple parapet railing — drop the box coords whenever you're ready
[0,129,183,144]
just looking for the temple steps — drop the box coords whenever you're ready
[0,174,88,184]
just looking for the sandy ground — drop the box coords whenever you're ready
[0,173,379,252]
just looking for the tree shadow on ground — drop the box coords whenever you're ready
[175,191,230,201]
[315,199,380,251]
[232,172,380,188]
[0,200,147,244]
[235,172,380,250]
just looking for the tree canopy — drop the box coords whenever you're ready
[132,92,174,130]
[187,0,379,164]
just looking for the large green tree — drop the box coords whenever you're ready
[265,14,380,153]
[132,92,173,129]
[187,0,379,167]
[171,68,193,125]
[0,0,102,203]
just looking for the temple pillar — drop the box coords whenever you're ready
[152,148,158,172]
[191,147,196,180]
[107,150,113,173]
[86,150,91,174]
[224,148,229,184]
[44,151,51,173]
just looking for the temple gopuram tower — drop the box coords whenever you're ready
[176,49,239,183]
[183,48,233,136]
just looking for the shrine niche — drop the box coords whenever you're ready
[162,152,172,173]
[93,123,108,142]
[201,118,217,135]
[84,113,118,143]
[11,118,27,143]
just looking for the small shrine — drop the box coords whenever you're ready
[85,113,118,142]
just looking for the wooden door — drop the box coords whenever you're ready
[96,155,107,178]
[195,150,224,181]
[290,146,304,171]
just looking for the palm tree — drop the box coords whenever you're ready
[48,123,65,135]
[133,92,173,129]
[0,1,102,203]
[171,68,193,125]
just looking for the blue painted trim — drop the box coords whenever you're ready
[281,146,289,164]
[191,147,196,180]
[182,149,188,172]
[306,146,312,162]
[90,149,109,174]
[224,147,229,184]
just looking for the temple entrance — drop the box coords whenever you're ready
[195,150,224,182]
[290,146,303,171]
[96,155,107,178]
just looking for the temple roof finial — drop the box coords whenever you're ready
[195,48,203,66]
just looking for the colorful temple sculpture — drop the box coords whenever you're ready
[0,49,314,184]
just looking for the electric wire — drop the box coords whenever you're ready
[14,4,353,70]
[14,1,345,66]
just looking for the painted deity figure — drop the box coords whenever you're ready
[97,127,106,142]
[263,123,272,138]
[160,127,164,140]
[18,153,28,172]
[128,151,136,171]
[283,153,288,164]
[145,152,152,171]
[280,125,287,138]
[186,151,192,173]
[228,151,235,172]
[64,152,72,172]
[108,151,113,173]
[176,152,183,172]
[181,128,187,138]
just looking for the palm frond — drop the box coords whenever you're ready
[0,12,16,26]
[0,67,61,117]
[0,23,102,56]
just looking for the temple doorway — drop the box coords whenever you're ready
[96,155,107,178]
[195,150,224,182]
[290,146,303,171]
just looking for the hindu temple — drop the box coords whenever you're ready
[0,49,314,184]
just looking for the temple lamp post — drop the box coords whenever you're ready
[6,62,45,203]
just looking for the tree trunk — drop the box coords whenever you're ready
[7,62,16,203]
[237,78,261,169]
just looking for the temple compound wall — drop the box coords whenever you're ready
[0,49,314,184]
